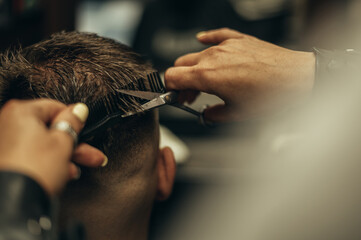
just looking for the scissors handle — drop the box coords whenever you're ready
[171,103,201,117]
[117,89,212,126]
[161,91,179,104]
[164,91,202,116]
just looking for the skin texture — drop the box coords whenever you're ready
[0,99,106,196]
[165,28,316,122]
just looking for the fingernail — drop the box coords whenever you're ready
[72,103,89,123]
[101,155,108,167]
[196,31,207,38]
[74,167,81,180]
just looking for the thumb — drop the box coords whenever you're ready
[204,104,243,123]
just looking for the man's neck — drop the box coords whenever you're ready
[60,196,152,240]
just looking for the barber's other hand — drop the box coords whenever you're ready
[0,99,106,196]
[165,28,316,122]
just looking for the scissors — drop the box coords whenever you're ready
[116,89,209,126]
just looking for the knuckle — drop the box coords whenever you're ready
[48,134,62,149]
[192,66,210,89]
[187,65,204,84]
[204,46,217,54]
[189,65,201,77]
[219,27,231,32]
[197,68,207,82]
[51,132,71,150]
[222,38,237,45]
[205,45,227,55]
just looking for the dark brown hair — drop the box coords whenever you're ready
[0,31,158,187]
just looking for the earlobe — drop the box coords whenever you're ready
[156,147,176,201]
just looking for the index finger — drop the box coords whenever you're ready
[165,66,205,91]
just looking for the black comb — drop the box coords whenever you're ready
[80,72,165,140]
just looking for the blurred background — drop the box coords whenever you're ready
[1,0,361,239]
[1,0,360,57]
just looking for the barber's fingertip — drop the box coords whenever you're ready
[202,107,212,122]
[75,167,81,180]
[196,31,207,39]
[72,103,89,123]
[101,155,108,167]
[70,165,81,180]
[164,69,176,89]
[165,67,175,79]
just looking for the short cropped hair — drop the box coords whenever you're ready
[0,32,158,186]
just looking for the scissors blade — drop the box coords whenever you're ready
[118,90,202,119]
[116,89,162,100]
[121,95,167,117]
[140,96,167,110]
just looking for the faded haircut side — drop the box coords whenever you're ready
[0,31,159,188]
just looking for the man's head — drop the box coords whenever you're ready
[0,32,176,240]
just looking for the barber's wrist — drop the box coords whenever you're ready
[292,50,316,96]
[303,51,316,92]
[312,47,361,91]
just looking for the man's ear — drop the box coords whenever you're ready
[156,147,176,201]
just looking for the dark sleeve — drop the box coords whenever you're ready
[0,171,57,240]
[0,171,87,240]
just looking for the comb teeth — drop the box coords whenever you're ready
[80,72,165,139]
[148,72,166,92]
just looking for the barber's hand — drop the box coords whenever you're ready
[165,28,316,122]
[0,99,107,196]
